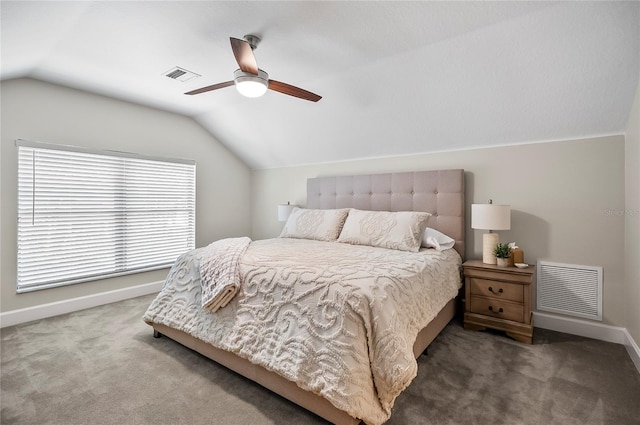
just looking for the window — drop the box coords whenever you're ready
[16,140,195,293]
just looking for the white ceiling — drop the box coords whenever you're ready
[2,1,639,169]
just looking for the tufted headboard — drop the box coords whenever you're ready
[307,169,465,258]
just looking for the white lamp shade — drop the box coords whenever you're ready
[277,203,296,222]
[471,204,511,231]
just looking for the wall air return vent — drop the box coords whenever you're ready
[537,261,603,321]
[163,66,200,82]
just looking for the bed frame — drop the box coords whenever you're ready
[151,169,465,425]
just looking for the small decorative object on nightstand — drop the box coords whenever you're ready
[463,259,535,344]
[493,243,512,267]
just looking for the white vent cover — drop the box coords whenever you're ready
[162,66,200,82]
[537,261,602,321]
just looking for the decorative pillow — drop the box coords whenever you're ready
[337,209,431,252]
[279,208,350,241]
[421,227,456,251]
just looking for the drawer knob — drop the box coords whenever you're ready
[488,286,503,295]
[488,306,504,313]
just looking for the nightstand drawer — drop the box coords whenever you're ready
[469,296,524,322]
[469,278,524,303]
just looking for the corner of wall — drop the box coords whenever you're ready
[624,74,640,352]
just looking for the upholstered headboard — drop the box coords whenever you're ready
[307,169,465,258]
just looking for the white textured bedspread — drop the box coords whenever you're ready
[143,238,461,425]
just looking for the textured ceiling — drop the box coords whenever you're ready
[2,1,639,169]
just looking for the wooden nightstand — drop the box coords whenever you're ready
[463,260,535,344]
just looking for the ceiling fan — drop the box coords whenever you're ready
[185,35,322,102]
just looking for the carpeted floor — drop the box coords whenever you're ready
[1,294,639,425]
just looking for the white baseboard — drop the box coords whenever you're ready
[533,311,640,374]
[0,281,163,328]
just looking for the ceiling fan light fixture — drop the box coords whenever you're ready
[234,69,268,98]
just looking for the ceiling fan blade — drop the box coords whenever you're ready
[185,81,234,95]
[268,80,322,102]
[230,37,259,75]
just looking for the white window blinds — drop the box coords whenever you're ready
[16,140,196,293]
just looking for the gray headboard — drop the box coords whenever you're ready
[307,169,465,258]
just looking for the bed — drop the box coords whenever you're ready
[143,169,465,425]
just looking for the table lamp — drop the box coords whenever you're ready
[471,200,511,264]
[277,202,296,222]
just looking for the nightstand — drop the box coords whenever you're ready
[463,260,534,344]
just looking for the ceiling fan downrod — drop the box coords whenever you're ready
[243,34,261,51]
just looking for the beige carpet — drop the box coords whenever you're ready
[2,294,639,425]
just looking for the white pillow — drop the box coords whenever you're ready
[422,227,456,251]
[337,209,431,252]
[279,208,350,242]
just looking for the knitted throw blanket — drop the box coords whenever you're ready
[199,237,251,312]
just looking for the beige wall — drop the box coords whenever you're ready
[1,78,252,313]
[2,78,633,336]
[252,136,627,327]
[625,77,640,344]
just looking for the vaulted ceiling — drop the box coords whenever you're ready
[2,1,638,169]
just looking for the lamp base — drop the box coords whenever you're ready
[482,233,499,265]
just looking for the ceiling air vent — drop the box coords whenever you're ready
[163,66,200,82]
